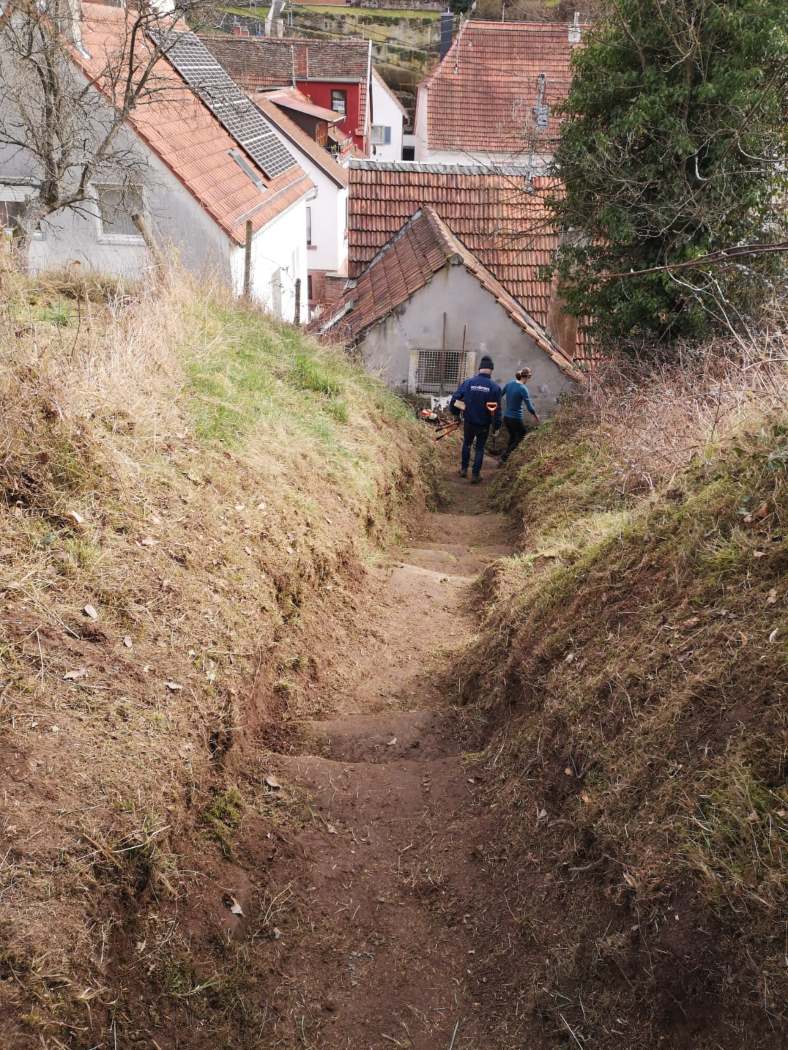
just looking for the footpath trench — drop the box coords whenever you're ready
[261,464,522,1050]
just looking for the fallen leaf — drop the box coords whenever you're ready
[65,510,85,527]
[326,823,337,835]
[386,737,398,746]
[83,604,98,620]
[753,550,766,559]
[766,588,778,606]
[165,681,183,692]
[682,617,699,628]
[753,502,769,520]
[243,546,253,556]
[564,767,573,777]
[536,807,548,821]
[139,537,158,547]
[63,668,87,681]
[271,927,282,941]
[746,811,760,824]
[224,894,244,917]
[564,652,575,663]
[264,775,281,790]
[123,636,133,648]
[768,628,779,644]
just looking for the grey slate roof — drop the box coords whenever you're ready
[150,28,297,179]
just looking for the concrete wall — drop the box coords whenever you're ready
[371,74,404,162]
[20,141,234,287]
[359,261,577,415]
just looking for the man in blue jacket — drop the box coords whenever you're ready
[499,367,540,465]
[449,355,502,483]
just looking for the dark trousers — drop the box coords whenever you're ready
[462,421,490,476]
[500,417,526,462]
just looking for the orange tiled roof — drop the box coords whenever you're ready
[319,206,581,380]
[78,5,312,245]
[253,95,348,188]
[266,88,344,124]
[198,34,371,127]
[421,20,585,156]
[348,160,559,332]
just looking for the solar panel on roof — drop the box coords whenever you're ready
[151,29,296,179]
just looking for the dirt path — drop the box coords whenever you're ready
[261,465,522,1050]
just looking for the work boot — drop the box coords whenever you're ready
[471,474,482,485]
[458,468,467,478]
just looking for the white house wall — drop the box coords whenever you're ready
[233,197,310,324]
[263,119,347,274]
[371,76,404,163]
[360,262,577,416]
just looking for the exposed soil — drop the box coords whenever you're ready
[253,463,526,1049]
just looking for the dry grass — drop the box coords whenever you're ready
[461,315,787,1048]
[0,258,428,1047]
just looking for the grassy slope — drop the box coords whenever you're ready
[462,407,786,1048]
[0,268,428,1047]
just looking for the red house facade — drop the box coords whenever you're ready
[199,34,372,155]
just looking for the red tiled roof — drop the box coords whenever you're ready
[348,160,559,332]
[254,95,348,188]
[421,20,585,156]
[78,6,312,244]
[319,207,580,379]
[198,34,371,125]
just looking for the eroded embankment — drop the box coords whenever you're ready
[461,405,786,1049]
[0,268,430,1048]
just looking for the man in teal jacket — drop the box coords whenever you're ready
[499,368,540,465]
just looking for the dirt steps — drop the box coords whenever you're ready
[257,462,514,1049]
[290,710,462,763]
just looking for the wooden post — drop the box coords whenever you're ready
[132,213,165,280]
[439,311,448,395]
[294,277,301,326]
[243,220,253,299]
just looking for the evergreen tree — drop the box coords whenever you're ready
[549,0,787,352]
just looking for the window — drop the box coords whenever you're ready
[0,198,27,233]
[307,275,313,301]
[306,206,312,246]
[331,89,347,116]
[371,125,392,146]
[96,184,144,240]
[0,185,41,239]
[416,350,469,396]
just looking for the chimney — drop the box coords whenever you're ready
[568,11,582,44]
[439,10,453,60]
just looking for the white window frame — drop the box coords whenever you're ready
[0,183,44,240]
[331,89,347,116]
[371,124,392,146]
[94,183,146,245]
[306,205,313,246]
